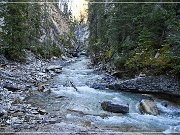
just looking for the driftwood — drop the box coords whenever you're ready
[69,81,79,92]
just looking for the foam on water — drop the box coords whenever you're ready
[49,56,180,133]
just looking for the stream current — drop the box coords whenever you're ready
[35,56,180,134]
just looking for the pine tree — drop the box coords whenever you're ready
[87,0,179,76]
[1,0,29,60]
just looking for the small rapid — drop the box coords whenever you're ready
[43,56,180,133]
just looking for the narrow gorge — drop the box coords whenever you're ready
[0,0,180,134]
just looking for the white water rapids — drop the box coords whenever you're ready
[35,55,180,134]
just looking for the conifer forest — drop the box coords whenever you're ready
[0,0,180,134]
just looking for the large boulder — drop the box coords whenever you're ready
[139,99,159,116]
[101,101,129,114]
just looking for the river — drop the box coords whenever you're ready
[26,55,180,134]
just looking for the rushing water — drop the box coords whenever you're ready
[38,56,180,134]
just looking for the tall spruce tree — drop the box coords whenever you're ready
[1,0,29,60]
[88,0,180,76]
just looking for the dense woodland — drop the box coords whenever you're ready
[88,0,180,77]
[0,1,180,133]
[0,0,78,61]
[0,0,180,78]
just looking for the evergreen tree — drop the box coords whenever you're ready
[1,0,29,60]
[87,0,180,76]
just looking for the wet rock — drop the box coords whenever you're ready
[71,52,78,57]
[101,101,129,114]
[38,84,45,92]
[38,72,46,76]
[48,118,57,124]
[109,76,180,96]
[54,68,62,73]
[0,108,7,117]
[91,83,107,90]
[45,65,62,72]
[79,51,87,56]
[3,83,20,92]
[30,110,39,115]
[38,109,48,115]
[111,71,127,78]
[24,124,36,129]
[161,101,169,107]
[55,95,66,99]
[0,55,7,65]
[139,99,159,116]
[12,97,22,104]
[14,119,23,124]
[138,73,146,77]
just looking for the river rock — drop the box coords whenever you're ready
[38,109,48,115]
[0,55,7,65]
[3,83,20,92]
[48,118,57,124]
[54,68,62,73]
[38,84,45,92]
[30,110,39,115]
[101,101,129,114]
[91,83,107,90]
[108,76,180,96]
[139,99,159,116]
[0,109,7,117]
[45,65,62,72]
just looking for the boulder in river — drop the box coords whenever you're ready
[54,68,62,73]
[139,99,159,116]
[38,84,45,92]
[38,108,48,115]
[45,65,62,72]
[101,101,129,114]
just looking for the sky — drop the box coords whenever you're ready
[59,0,88,21]
[69,0,88,20]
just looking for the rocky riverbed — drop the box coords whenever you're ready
[0,51,77,133]
[0,53,180,134]
[109,75,180,97]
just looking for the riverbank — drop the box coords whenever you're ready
[23,56,180,134]
[108,75,180,97]
[0,51,77,132]
[92,61,180,100]
[1,54,180,134]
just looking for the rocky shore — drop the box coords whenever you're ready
[0,51,76,132]
[108,75,180,97]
